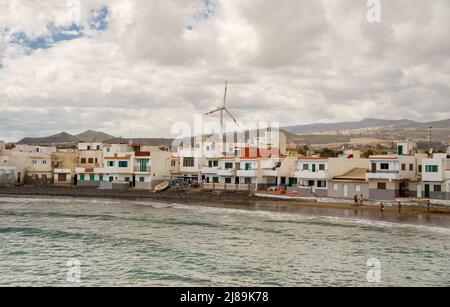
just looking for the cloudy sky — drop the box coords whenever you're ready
[0,0,449,141]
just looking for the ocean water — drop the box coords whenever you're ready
[0,196,449,287]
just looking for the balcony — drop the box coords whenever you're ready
[236,169,259,177]
[294,170,328,179]
[134,166,151,173]
[201,166,218,174]
[217,168,236,176]
[366,170,400,181]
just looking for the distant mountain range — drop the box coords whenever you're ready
[283,118,418,134]
[16,130,174,148]
[14,117,450,147]
[17,130,115,145]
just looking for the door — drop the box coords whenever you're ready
[343,185,349,197]
[312,164,316,172]
[371,163,376,173]
[17,172,21,184]
[58,173,67,182]
[424,184,430,198]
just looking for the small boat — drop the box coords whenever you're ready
[154,181,171,192]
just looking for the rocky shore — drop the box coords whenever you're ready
[0,186,278,203]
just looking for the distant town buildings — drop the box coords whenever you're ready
[2,131,450,202]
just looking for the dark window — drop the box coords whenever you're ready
[317,180,327,188]
[139,177,145,182]
[80,158,86,164]
[87,146,91,150]
[377,182,387,190]
[225,178,232,184]
[409,164,414,171]
[244,177,252,184]
[225,162,233,169]
[171,160,177,167]
[434,185,442,192]
[88,158,94,164]
[183,157,195,167]
[303,164,309,171]
[96,145,100,150]
[308,180,315,187]
[319,164,325,171]
[213,177,219,183]
[380,163,389,170]
[425,165,439,173]
[418,165,422,173]
[401,164,406,171]
[119,161,128,168]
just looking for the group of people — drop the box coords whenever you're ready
[379,200,432,214]
[353,194,364,205]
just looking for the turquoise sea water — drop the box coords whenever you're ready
[0,196,449,287]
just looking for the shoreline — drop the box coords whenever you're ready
[1,186,450,217]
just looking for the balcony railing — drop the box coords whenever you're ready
[134,166,151,172]
[367,170,399,174]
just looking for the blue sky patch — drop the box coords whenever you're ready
[187,0,216,31]
[89,5,110,31]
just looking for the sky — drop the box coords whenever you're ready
[0,0,449,142]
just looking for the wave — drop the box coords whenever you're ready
[1,196,450,236]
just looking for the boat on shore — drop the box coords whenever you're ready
[154,181,171,193]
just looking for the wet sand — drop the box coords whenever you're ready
[1,186,450,228]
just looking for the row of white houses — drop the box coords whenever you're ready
[3,137,450,201]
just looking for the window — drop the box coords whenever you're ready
[425,165,439,173]
[88,158,94,164]
[244,177,252,184]
[380,163,389,170]
[107,161,115,167]
[333,184,339,191]
[355,185,361,192]
[42,174,47,180]
[401,164,406,171]
[96,145,100,150]
[87,146,91,150]
[225,178,232,184]
[308,180,315,187]
[32,160,37,164]
[171,160,176,167]
[99,175,104,182]
[317,180,327,188]
[119,161,128,168]
[319,164,325,171]
[213,177,219,183]
[225,162,233,169]
[409,164,414,171]
[32,174,39,180]
[418,165,422,173]
[95,158,98,164]
[125,177,130,182]
[139,177,145,182]
[302,164,309,171]
[109,176,114,182]
[245,163,252,170]
[434,185,442,192]
[377,182,387,190]
[208,160,219,168]
[81,158,86,164]
[213,160,219,167]
[183,157,195,167]
[80,174,85,181]
[42,160,47,165]
[107,148,111,153]
[90,175,95,181]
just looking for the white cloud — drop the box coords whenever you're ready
[0,0,449,141]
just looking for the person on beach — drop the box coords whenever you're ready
[398,202,402,214]
[428,200,431,212]
[354,194,358,204]
[359,194,364,205]
[380,202,385,213]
